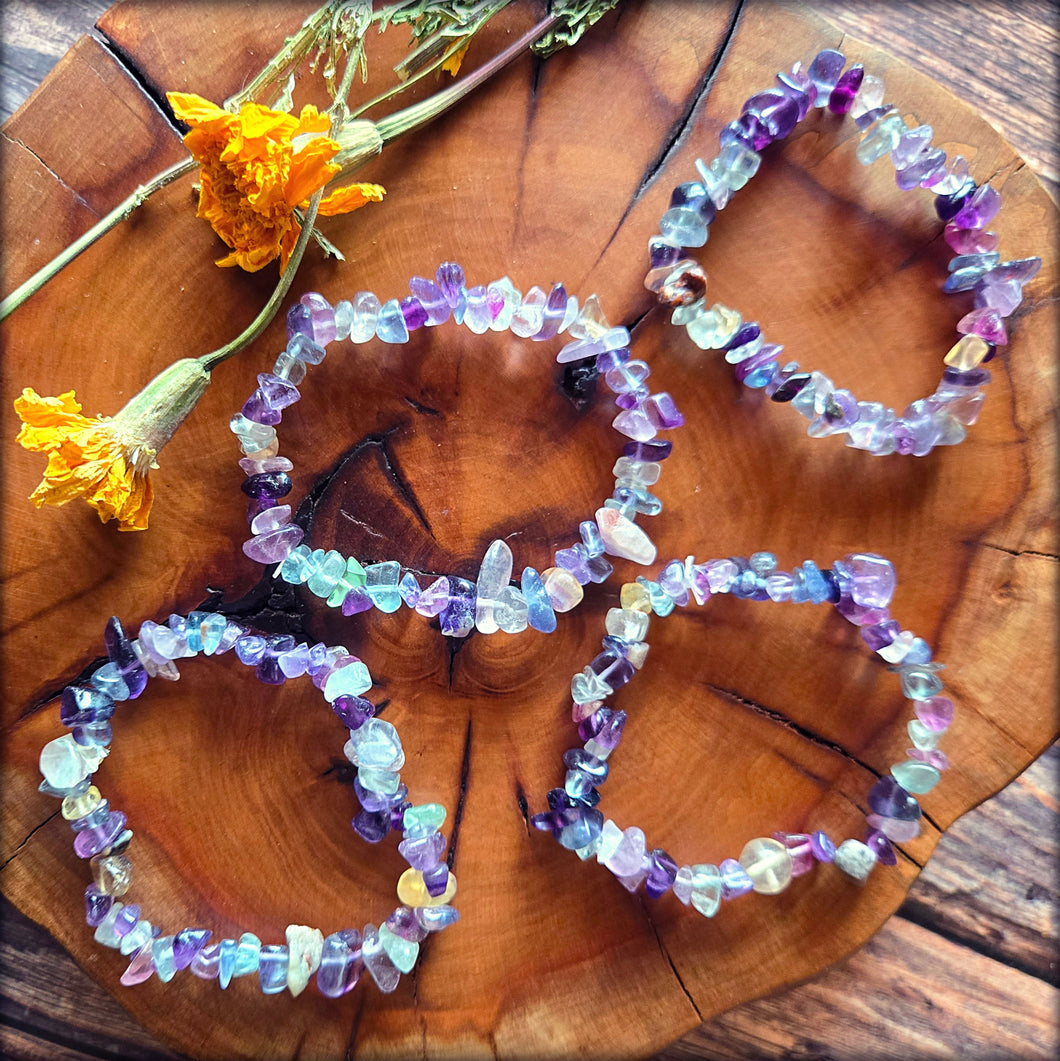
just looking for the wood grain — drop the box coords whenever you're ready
[1,1,1057,1059]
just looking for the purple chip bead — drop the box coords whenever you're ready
[84,884,112,926]
[953,183,1002,230]
[935,179,976,221]
[533,283,569,342]
[60,686,114,727]
[864,828,898,866]
[915,696,954,732]
[719,858,754,900]
[957,307,1008,346]
[775,66,816,120]
[744,89,800,140]
[400,296,429,331]
[648,238,682,272]
[556,544,592,585]
[385,908,427,944]
[242,388,282,425]
[286,302,313,341]
[868,776,921,821]
[810,831,836,862]
[112,904,141,937]
[724,322,761,351]
[73,810,126,858]
[644,392,684,429]
[409,276,451,325]
[243,524,304,564]
[645,849,678,899]
[340,586,374,616]
[172,928,212,971]
[398,832,447,871]
[351,808,391,844]
[423,862,451,897]
[332,694,375,730]
[256,654,285,685]
[589,651,635,690]
[861,618,900,651]
[435,262,466,307]
[623,439,672,462]
[257,372,300,411]
[240,472,292,499]
[828,64,864,113]
[354,776,408,813]
[720,113,771,152]
[316,929,364,998]
[842,553,896,609]
[299,292,337,345]
[807,48,845,97]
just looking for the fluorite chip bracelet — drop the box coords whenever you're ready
[37,610,458,997]
[533,550,954,910]
[646,48,1041,456]
[232,263,685,637]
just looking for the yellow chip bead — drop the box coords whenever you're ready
[943,334,990,371]
[620,581,652,613]
[61,784,101,820]
[397,867,457,908]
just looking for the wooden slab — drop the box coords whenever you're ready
[1,1,1056,1059]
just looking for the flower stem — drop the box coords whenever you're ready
[372,11,561,147]
[197,189,324,372]
[0,156,197,322]
[351,0,510,119]
[225,1,341,111]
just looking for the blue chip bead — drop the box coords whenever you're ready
[521,567,557,633]
[375,299,410,344]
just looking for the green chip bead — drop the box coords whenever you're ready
[891,759,941,794]
[279,544,312,583]
[307,550,346,597]
[343,556,366,588]
[403,803,446,835]
[378,924,419,973]
[899,665,945,701]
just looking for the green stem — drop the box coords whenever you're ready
[226,1,340,110]
[373,11,560,145]
[197,189,323,372]
[351,0,509,119]
[0,156,196,322]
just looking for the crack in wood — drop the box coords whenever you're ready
[445,715,474,873]
[344,988,367,1061]
[377,434,435,541]
[0,811,60,873]
[974,541,1060,562]
[637,895,704,1023]
[5,132,99,216]
[514,779,531,835]
[403,395,443,417]
[703,680,878,777]
[95,28,183,132]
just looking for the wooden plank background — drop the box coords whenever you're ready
[0,1,1056,1059]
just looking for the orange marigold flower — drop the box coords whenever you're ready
[167,92,385,272]
[14,359,211,532]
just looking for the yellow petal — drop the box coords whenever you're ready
[167,91,228,125]
[316,182,386,217]
[442,42,471,77]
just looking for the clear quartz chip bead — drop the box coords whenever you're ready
[738,837,794,895]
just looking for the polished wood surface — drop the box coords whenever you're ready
[1,2,1056,1059]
